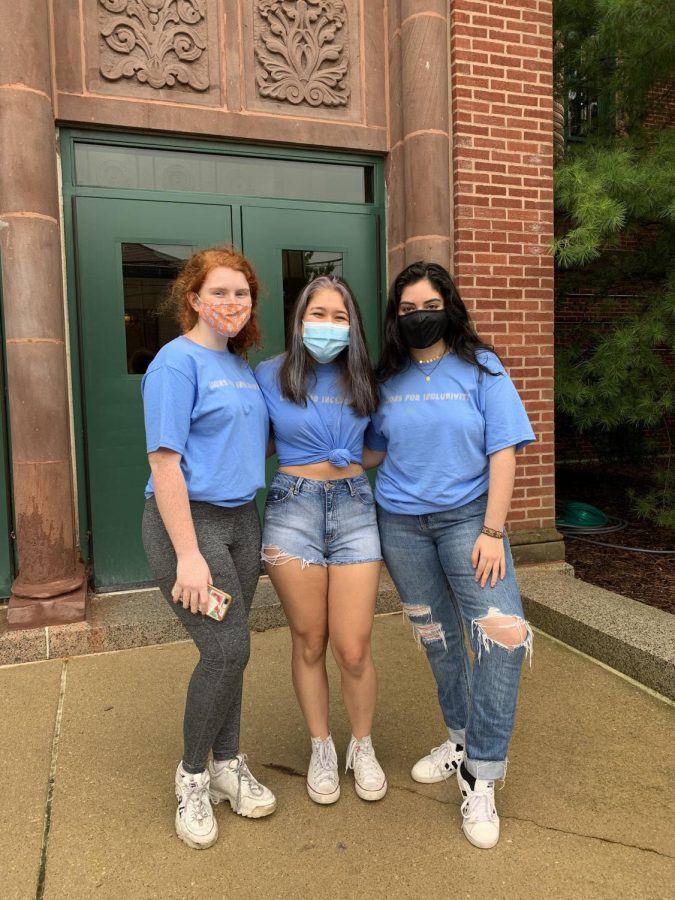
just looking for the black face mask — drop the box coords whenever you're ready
[397,309,449,349]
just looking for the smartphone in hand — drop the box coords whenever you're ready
[205,584,234,621]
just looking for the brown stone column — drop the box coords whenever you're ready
[388,0,452,272]
[386,0,406,278]
[0,0,86,627]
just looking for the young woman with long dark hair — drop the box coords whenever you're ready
[141,247,276,850]
[365,261,535,849]
[255,276,387,805]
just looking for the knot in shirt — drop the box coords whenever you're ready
[328,448,352,468]
[254,356,370,468]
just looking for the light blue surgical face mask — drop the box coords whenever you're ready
[302,322,350,363]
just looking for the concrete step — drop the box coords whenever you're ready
[2,562,673,701]
[518,566,675,700]
[0,571,402,666]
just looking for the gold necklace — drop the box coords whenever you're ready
[416,351,445,364]
[413,351,447,382]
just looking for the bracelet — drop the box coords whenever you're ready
[481,525,503,539]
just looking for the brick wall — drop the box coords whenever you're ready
[556,276,674,462]
[644,82,675,128]
[450,0,555,531]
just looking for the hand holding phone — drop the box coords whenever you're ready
[173,551,212,615]
[205,584,234,621]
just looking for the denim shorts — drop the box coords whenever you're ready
[262,472,382,567]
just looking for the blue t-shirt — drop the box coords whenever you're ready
[366,351,535,514]
[255,355,370,468]
[142,336,269,506]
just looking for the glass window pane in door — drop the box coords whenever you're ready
[74,143,373,204]
[122,243,190,373]
[281,250,344,345]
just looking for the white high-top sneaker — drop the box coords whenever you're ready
[306,735,340,804]
[411,739,464,784]
[208,754,277,818]
[345,735,387,801]
[174,764,218,850]
[457,765,500,849]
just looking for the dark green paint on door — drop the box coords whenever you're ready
[74,197,233,589]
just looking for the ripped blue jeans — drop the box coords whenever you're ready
[377,494,532,780]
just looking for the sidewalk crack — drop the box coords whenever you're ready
[383,785,675,860]
[35,659,68,900]
[389,782,453,805]
[258,769,671,860]
[502,814,675,859]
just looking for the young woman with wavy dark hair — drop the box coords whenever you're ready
[365,261,535,849]
[255,275,388,806]
[141,247,276,850]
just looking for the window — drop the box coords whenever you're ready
[121,243,189,373]
[75,144,374,204]
[566,88,600,139]
[281,250,344,344]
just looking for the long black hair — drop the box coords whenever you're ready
[375,261,500,382]
[279,275,378,417]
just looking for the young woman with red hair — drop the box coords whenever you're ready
[141,247,276,850]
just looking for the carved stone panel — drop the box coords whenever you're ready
[86,0,222,105]
[244,0,362,121]
[255,0,349,107]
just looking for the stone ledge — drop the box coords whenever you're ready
[509,528,565,566]
[0,571,402,666]
[2,564,672,702]
[518,567,675,700]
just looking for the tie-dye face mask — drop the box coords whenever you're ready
[196,297,251,338]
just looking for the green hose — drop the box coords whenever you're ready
[556,501,675,555]
[556,501,609,529]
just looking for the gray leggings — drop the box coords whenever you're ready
[142,496,261,774]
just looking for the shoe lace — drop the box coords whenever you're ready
[345,739,381,780]
[429,741,454,772]
[232,754,265,808]
[311,739,337,786]
[461,783,496,824]
[185,779,210,823]
[420,740,461,781]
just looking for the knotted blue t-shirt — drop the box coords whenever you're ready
[142,336,269,506]
[366,351,535,514]
[255,355,369,468]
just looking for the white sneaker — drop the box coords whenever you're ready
[457,765,500,849]
[411,739,464,784]
[307,735,340,804]
[208,754,277,819]
[175,764,218,850]
[345,735,388,802]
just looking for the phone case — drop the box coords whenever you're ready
[205,584,233,621]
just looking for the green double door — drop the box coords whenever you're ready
[75,197,380,589]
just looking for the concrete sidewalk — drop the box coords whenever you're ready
[2,615,674,900]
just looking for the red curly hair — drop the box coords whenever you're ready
[166,246,262,355]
